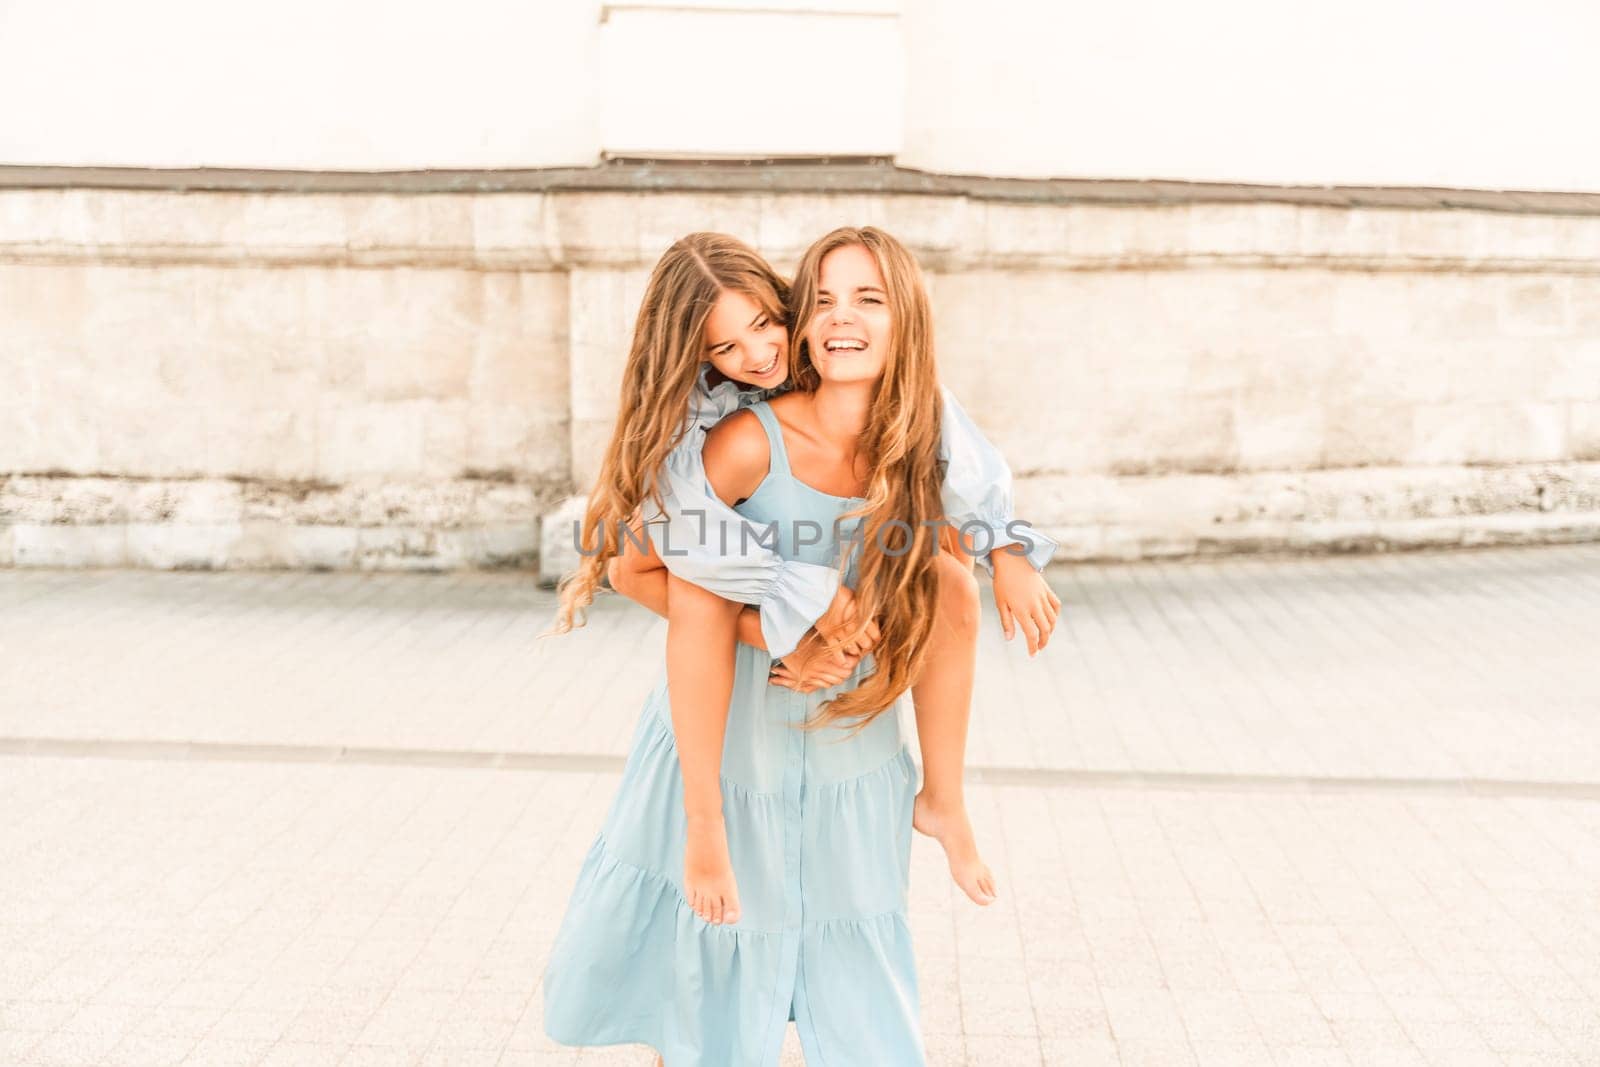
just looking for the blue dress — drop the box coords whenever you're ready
[542,401,925,1065]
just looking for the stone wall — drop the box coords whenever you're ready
[3,174,1598,573]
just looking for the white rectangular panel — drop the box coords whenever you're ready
[601,8,904,158]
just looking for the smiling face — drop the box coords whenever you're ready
[806,243,892,385]
[704,288,788,389]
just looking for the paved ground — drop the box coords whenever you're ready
[2,543,1598,1066]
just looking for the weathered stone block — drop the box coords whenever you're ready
[1499,277,1572,336]
[636,194,763,261]
[1370,517,1465,548]
[12,523,127,567]
[232,194,349,252]
[1331,271,1423,339]
[92,406,210,479]
[465,403,558,479]
[545,193,642,267]
[468,271,569,405]
[1097,395,1239,476]
[127,480,243,525]
[1296,207,1395,261]
[982,202,1074,261]
[1322,403,1414,468]
[755,195,887,264]
[567,268,650,420]
[0,190,72,246]
[0,405,41,473]
[433,522,539,570]
[1573,278,1600,334]
[470,193,551,262]
[345,194,474,256]
[282,524,361,570]
[873,195,975,268]
[314,402,427,481]
[1542,340,1600,403]
[222,409,319,481]
[1235,406,1325,471]
[126,523,241,569]
[1409,274,1500,342]
[1394,210,1480,263]
[354,526,445,571]
[421,400,470,481]
[1571,402,1600,462]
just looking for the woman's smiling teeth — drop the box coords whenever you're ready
[824,339,867,352]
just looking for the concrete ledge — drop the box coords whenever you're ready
[5,161,1600,216]
[1024,461,1600,561]
[5,182,1600,274]
[0,475,554,570]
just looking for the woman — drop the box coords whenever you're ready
[545,228,965,1065]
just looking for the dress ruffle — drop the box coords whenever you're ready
[542,704,923,1065]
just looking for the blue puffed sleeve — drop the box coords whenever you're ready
[938,386,1059,573]
[637,367,840,660]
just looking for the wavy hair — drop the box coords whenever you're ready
[789,226,945,736]
[548,233,790,635]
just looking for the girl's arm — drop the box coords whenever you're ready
[606,518,668,615]
[643,409,851,660]
[938,385,1060,574]
[939,386,1063,654]
[607,519,767,649]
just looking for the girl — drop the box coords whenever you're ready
[550,233,1059,928]
[543,228,1056,1064]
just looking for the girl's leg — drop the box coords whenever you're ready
[665,572,744,925]
[910,536,998,905]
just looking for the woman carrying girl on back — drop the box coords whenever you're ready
[547,226,1059,1063]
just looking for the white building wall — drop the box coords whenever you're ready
[0,0,603,170]
[899,0,1600,191]
[4,0,1599,192]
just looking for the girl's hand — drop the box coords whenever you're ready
[991,550,1061,656]
[769,629,862,693]
[814,585,881,657]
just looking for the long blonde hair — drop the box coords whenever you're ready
[549,233,790,634]
[790,227,945,735]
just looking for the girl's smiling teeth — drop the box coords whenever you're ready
[750,352,780,376]
[824,339,867,352]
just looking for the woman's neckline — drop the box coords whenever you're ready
[755,399,868,505]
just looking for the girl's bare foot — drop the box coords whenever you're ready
[684,813,741,924]
[913,790,997,905]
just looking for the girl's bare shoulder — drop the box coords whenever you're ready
[702,409,770,504]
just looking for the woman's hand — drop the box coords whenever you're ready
[769,628,862,693]
[991,549,1061,656]
[813,585,881,657]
